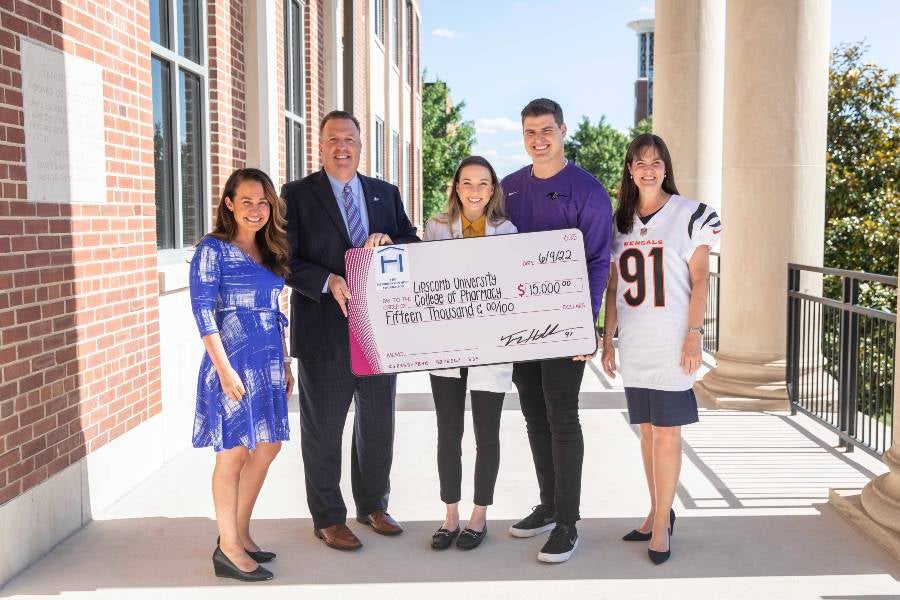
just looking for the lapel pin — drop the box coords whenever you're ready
[373,196,380,202]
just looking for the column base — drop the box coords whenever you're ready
[830,446,900,563]
[831,488,900,563]
[694,351,790,411]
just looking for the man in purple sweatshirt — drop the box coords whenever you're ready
[502,98,612,563]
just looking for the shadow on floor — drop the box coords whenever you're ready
[2,508,899,595]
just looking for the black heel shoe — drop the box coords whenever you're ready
[212,546,273,581]
[216,535,276,563]
[648,529,671,565]
[623,508,675,542]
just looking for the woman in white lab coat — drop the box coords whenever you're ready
[425,156,517,551]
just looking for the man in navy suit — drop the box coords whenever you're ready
[282,110,419,550]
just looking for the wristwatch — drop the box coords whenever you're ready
[688,326,705,335]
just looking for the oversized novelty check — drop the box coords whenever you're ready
[345,229,596,376]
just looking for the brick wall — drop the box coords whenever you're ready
[208,0,247,206]
[0,0,160,506]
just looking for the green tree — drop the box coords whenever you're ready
[824,42,899,309]
[422,78,475,222]
[630,116,653,138]
[564,116,629,198]
[820,43,897,423]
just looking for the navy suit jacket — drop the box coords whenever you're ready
[282,169,419,362]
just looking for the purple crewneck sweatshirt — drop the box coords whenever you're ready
[501,161,613,322]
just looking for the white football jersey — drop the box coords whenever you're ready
[610,195,722,390]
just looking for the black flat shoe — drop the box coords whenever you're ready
[431,526,460,550]
[217,535,276,563]
[456,526,486,550]
[622,508,675,541]
[648,529,672,565]
[212,546,273,581]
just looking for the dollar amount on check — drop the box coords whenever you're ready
[344,229,597,376]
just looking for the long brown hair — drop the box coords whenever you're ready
[614,134,679,234]
[433,155,507,231]
[208,168,290,277]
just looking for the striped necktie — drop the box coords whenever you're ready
[342,183,367,247]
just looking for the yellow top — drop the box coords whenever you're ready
[461,214,486,238]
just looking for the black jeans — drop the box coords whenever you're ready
[430,370,505,506]
[512,358,586,524]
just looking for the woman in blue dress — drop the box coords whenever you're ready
[189,168,293,582]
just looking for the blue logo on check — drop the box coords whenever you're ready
[377,246,405,274]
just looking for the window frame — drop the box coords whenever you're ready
[374,0,385,44]
[391,0,400,67]
[391,130,400,185]
[284,0,307,183]
[150,0,210,252]
[374,117,385,180]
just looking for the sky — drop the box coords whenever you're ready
[420,0,900,177]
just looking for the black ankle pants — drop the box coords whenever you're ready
[430,370,505,506]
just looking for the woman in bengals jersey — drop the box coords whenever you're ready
[601,134,721,565]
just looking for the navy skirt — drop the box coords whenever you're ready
[625,387,699,427]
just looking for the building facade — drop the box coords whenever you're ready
[0,0,422,585]
[627,18,654,126]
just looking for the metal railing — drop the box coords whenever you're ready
[786,264,897,457]
[703,251,720,354]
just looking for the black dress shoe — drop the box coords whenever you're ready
[216,535,276,563]
[648,529,671,565]
[456,526,486,550]
[622,508,675,541]
[212,546,273,582]
[246,549,276,563]
[431,526,460,550]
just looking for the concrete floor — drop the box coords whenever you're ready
[3,362,900,599]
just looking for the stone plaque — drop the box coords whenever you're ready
[21,38,106,203]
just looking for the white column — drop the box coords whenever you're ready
[653,0,725,208]
[695,0,831,409]
[831,244,900,560]
[243,0,280,184]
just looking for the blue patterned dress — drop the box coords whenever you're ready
[189,236,291,451]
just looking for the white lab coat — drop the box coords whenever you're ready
[423,215,518,393]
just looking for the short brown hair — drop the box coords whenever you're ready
[320,110,361,134]
[520,98,564,126]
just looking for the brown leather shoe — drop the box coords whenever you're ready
[356,511,404,536]
[314,523,362,550]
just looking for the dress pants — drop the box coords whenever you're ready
[512,358,585,524]
[430,370,505,506]
[297,352,397,529]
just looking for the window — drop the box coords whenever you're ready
[374,118,385,180]
[284,0,305,182]
[415,13,421,90]
[403,140,410,210]
[391,0,400,66]
[405,1,413,86]
[391,131,400,185]
[150,0,207,250]
[374,0,384,44]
